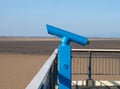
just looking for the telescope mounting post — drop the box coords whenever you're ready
[58,37,71,89]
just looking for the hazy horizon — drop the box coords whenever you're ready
[0,36,120,39]
[0,0,120,38]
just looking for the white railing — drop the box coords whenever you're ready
[26,49,58,89]
[72,49,120,52]
[26,48,120,89]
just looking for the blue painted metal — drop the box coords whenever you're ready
[46,24,88,46]
[46,24,88,89]
[58,40,71,89]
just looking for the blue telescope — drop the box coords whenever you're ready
[46,24,88,89]
[46,24,88,45]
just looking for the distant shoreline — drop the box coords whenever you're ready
[0,37,60,41]
[0,37,120,41]
[0,38,119,55]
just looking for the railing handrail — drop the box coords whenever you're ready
[72,48,120,80]
[26,49,58,89]
[26,48,120,89]
[72,49,120,52]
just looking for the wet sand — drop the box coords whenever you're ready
[0,38,120,55]
[0,38,120,89]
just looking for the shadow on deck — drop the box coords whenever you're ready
[72,86,120,89]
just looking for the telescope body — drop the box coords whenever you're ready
[46,24,88,46]
[46,24,88,89]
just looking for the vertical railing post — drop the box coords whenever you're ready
[88,51,92,80]
[50,63,55,89]
[86,51,94,86]
[50,56,58,89]
[54,57,58,89]
[50,67,52,89]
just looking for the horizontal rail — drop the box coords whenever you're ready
[72,57,120,75]
[26,49,58,89]
[26,48,120,88]
[72,49,120,52]
[72,49,120,80]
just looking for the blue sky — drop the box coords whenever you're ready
[0,0,120,38]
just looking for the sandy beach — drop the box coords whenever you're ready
[0,53,49,89]
[0,38,120,89]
